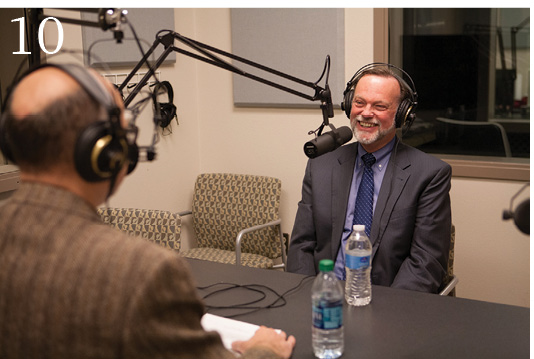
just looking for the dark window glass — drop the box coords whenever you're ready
[389,8,529,158]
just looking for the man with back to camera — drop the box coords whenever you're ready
[287,63,452,293]
[0,63,295,359]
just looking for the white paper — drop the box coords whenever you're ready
[201,313,260,350]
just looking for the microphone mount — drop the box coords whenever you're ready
[98,8,128,43]
[27,8,128,66]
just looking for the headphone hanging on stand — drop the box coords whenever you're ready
[0,63,138,182]
[152,80,177,129]
[341,63,419,129]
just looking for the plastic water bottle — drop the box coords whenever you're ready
[311,259,344,359]
[345,224,372,306]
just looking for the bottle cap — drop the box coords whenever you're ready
[318,259,334,272]
[353,224,365,232]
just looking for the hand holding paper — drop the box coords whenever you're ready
[201,314,295,358]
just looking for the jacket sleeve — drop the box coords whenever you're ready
[287,160,319,276]
[122,254,281,359]
[391,161,452,293]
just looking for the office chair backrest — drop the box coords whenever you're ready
[447,224,455,282]
[435,117,512,157]
[97,207,181,252]
[192,173,282,259]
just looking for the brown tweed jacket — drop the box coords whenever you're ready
[0,183,278,359]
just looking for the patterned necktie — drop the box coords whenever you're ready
[353,153,376,237]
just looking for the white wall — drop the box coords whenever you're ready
[450,178,530,307]
[46,8,529,308]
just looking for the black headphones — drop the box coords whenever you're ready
[0,63,138,182]
[152,80,176,129]
[341,63,418,129]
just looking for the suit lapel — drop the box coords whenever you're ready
[371,141,411,251]
[330,143,358,258]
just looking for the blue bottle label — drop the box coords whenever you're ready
[345,253,370,270]
[312,300,343,329]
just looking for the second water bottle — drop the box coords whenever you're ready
[345,224,372,306]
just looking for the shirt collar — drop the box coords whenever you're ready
[357,137,396,171]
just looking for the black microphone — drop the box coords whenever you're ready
[502,183,530,235]
[503,198,530,235]
[304,126,353,158]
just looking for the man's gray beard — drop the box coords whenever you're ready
[351,116,396,145]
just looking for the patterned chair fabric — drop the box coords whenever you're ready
[181,173,285,269]
[97,207,181,252]
[439,224,457,296]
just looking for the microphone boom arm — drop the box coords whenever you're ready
[121,30,334,127]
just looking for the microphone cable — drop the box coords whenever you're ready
[197,274,315,318]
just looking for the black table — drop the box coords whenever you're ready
[187,258,530,359]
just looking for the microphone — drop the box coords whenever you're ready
[503,198,530,235]
[502,183,530,235]
[304,126,353,158]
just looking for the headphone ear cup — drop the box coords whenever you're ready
[158,102,176,128]
[395,99,410,128]
[153,81,176,129]
[75,121,128,182]
[395,98,416,128]
[342,88,354,119]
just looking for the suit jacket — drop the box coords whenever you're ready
[0,182,278,359]
[287,139,452,293]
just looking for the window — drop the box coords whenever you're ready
[389,9,529,160]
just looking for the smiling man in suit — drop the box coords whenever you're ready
[287,63,451,293]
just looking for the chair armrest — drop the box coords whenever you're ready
[177,210,192,217]
[235,218,286,269]
[439,275,459,296]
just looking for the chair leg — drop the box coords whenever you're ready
[278,224,287,270]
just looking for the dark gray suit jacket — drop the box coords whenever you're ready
[287,139,452,293]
